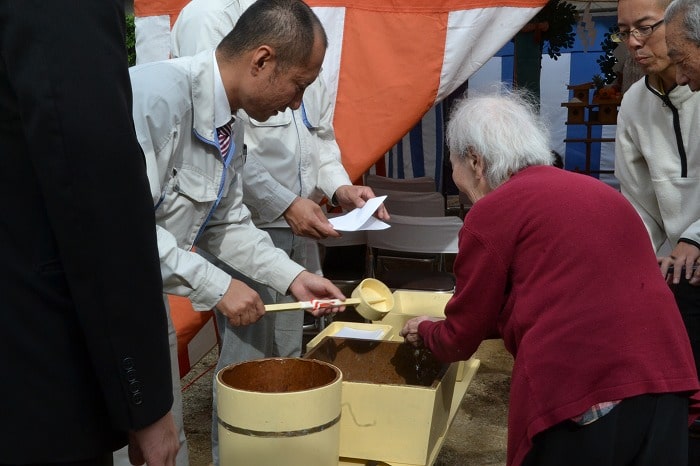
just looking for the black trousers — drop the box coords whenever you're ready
[672,278,700,377]
[672,278,700,466]
[1,456,112,466]
[521,393,689,466]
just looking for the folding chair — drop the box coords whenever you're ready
[374,189,446,217]
[365,174,437,192]
[459,191,473,218]
[367,214,463,291]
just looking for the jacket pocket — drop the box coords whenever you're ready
[172,166,219,203]
[247,110,293,128]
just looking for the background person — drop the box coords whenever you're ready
[0,1,179,465]
[118,1,346,465]
[615,0,700,457]
[401,89,700,466]
[666,0,700,92]
[171,2,387,463]
[172,0,389,362]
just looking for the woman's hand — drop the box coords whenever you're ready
[400,316,437,347]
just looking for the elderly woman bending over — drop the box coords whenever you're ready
[400,89,700,466]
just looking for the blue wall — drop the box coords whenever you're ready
[492,15,619,173]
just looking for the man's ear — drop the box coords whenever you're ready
[250,45,274,76]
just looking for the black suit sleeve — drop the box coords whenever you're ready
[0,0,173,458]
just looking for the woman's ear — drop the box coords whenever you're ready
[468,150,484,179]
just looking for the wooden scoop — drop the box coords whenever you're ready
[264,297,385,312]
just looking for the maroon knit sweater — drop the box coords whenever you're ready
[419,166,700,466]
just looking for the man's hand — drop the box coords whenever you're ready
[288,271,346,317]
[283,197,340,239]
[659,242,700,285]
[128,411,179,466]
[333,185,390,221]
[215,279,266,326]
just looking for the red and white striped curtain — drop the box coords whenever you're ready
[133,0,546,182]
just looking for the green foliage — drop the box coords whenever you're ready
[126,13,136,67]
[592,74,606,90]
[596,26,618,85]
[532,0,578,60]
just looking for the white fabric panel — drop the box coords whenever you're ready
[313,6,346,116]
[599,125,619,190]
[134,15,172,64]
[540,53,571,157]
[438,7,541,102]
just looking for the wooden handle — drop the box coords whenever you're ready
[264,298,364,312]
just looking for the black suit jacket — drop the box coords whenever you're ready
[0,0,173,462]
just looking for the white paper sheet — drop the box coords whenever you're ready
[328,195,390,231]
[333,328,386,340]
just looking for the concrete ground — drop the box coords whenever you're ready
[181,338,513,466]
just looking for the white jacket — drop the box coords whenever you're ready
[241,79,352,224]
[170,0,252,57]
[129,51,304,311]
[171,0,352,227]
[615,76,700,252]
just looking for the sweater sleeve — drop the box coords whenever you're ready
[419,225,506,363]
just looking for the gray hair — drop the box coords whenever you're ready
[665,0,700,46]
[217,0,328,69]
[446,86,553,189]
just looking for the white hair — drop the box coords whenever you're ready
[446,86,553,189]
[666,0,700,46]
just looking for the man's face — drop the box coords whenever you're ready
[243,35,325,122]
[617,0,672,76]
[666,15,700,91]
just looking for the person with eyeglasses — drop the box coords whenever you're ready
[615,0,700,461]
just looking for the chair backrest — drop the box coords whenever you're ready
[365,174,436,192]
[366,214,463,255]
[458,191,473,217]
[377,190,445,217]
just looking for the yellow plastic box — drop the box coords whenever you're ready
[305,322,394,351]
[304,338,458,465]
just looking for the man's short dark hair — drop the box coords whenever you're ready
[217,0,327,70]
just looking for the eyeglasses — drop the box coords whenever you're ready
[611,19,664,43]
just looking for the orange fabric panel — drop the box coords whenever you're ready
[305,0,546,10]
[169,295,216,378]
[333,8,446,181]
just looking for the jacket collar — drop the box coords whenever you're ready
[645,74,696,107]
[190,51,221,143]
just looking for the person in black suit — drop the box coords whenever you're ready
[0,1,179,465]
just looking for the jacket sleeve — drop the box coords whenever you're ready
[308,79,353,194]
[680,220,700,248]
[242,149,298,223]
[614,111,667,252]
[130,74,231,311]
[156,226,232,311]
[199,128,305,294]
[171,7,238,57]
